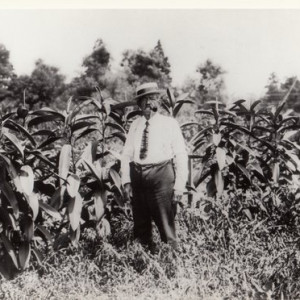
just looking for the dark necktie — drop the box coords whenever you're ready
[139,121,150,160]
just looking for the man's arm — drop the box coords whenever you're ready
[171,119,189,202]
[120,120,137,201]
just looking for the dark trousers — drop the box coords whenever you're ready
[130,160,178,249]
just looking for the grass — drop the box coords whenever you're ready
[1,204,300,300]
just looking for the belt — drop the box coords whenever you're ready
[131,159,172,170]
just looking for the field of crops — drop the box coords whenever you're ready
[1,86,300,299]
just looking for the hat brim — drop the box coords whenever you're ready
[134,90,163,101]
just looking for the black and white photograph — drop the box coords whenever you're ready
[1,1,300,299]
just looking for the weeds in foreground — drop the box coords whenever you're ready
[1,202,300,300]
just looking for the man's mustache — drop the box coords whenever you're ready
[145,102,157,112]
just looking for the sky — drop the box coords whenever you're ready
[0,7,300,100]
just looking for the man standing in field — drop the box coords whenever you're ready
[121,82,188,250]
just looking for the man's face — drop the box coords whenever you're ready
[138,94,159,119]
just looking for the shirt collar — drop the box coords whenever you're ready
[141,112,159,124]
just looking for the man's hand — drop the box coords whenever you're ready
[124,183,133,202]
[172,190,184,208]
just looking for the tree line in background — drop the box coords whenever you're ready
[2,38,300,299]
[1,38,299,112]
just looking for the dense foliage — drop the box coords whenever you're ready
[1,39,300,299]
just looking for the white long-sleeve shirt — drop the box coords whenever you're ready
[121,113,188,193]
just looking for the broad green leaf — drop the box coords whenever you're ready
[250,163,264,177]
[22,215,34,242]
[39,201,62,221]
[70,226,81,247]
[0,154,22,193]
[68,193,83,231]
[206,177,217,198]
[2,112,15,120]
[66,96,73,113]
[283,130,298,140]
[214,170,224,196]
[110,132,126,143]
[277,76,297,108]
[212,107,219,122]
[250,100,261,112]
[236,163,251,182]
[81,141,98,163]
[94,189,107,221]
[32,129,55,137]
[176,92,190,101]
[53,233,70,251]
[213,133,221,146]
[104,97,118,113]
[278,124,300,133]
[272,162,280,183]
[194,109,214,116]
[192,140,206,154]
[109,111,124,126]
[0,234,19,269]
[206,100,226,106]
[74,114,99,122]
[236,142,257,158]
[34,181,56,197]
[0,208,14,229]
[31,150,56,169]
[36,224,53,242]
[18,241,31,270]
[273,194,282,207]
[108,150,122,161]
[50,186,66,210]
[82,159,102,185]
[109,169,122,196]
[105,122,126,133]
[229,99,246,111]
[4,119,36,146]
[190,127,212,145]
[67,174,80,198]
[31,107,65,118]
[71,121,97,133]
[279,116,299,127]
[28,114,64,127]
[161,102,171,114]
[38,136,62,149]
[0,182,19,218]
[180,122,199,129]
[96,218,111,238]
[226,155,234,165]
[0,158,5,184]
[26,193,39,221]
[285,152,300,170]
[103,102,111,117]
[173,100,194,117]
[31,248,43,266]
[286,160,296,172]
[59,144,72,185]
[252,125,273,133]
[2,130,24,158]
[126,110,142,121]
[223,122,275,151]
[166,88,176,108]
[19,165,34,196]
[219,110,237,119]
[243,209,252,220]
[216,147,226,170]
[75,128,98,141]
[69,99,94,121]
